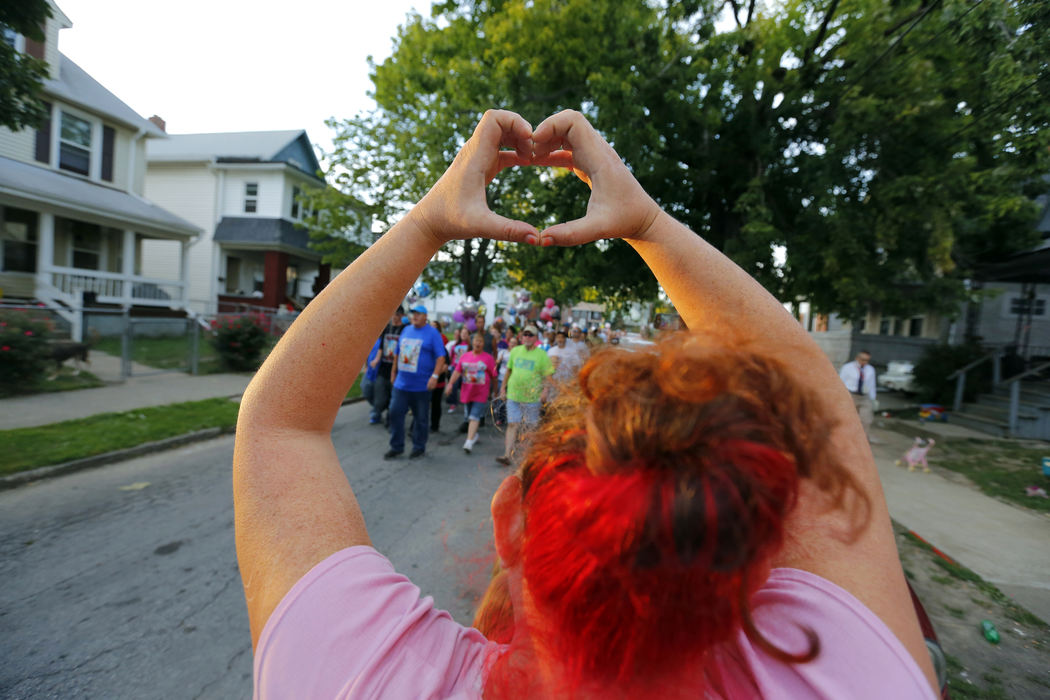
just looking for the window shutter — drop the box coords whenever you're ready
[101,125,115,181]
[25,36,45,60]
[34,101,52,163]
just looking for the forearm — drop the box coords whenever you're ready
[239,212,439,435]
[627,212,849,420]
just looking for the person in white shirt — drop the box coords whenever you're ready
[840,350,877,442]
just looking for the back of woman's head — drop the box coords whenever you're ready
[487,333,858,695]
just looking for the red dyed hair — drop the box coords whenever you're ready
[477,332,864,697]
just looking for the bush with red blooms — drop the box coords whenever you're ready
[209,313,272,372]
[0,309,54,395]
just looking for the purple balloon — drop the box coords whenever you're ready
[463,308,476,319]
[452,310,465,323]
[465,318,477,332]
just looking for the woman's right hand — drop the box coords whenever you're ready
[530,110,663,247]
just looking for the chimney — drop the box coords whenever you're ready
[148,115,166,132]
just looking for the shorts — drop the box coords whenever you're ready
[506,400,540,425]
[463,401,488,421]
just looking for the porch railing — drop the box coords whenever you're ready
[950,348,1050,437]
[49,267,185,307]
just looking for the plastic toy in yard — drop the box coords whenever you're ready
[896,437,935,473]
[918,404,947,422]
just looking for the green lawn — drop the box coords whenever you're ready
[0,367,105,398]
[93,334,280,374]
[2,375,364,476]
[932,439,1050,514]
[1,397,241,475]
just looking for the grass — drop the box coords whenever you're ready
[0,367,105,397]
[94,334,221,372]
[931,438,1050,514]
[945,654,1010,700]
[1,375,365,476]
[903,531,1048,627]
[1,398,240,475]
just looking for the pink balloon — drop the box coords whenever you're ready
[545,298,555,308]
[540,309,552,321]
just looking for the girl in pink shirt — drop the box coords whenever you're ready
[446,332,497,453]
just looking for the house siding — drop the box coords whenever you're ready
[0,128,35,163]
[222,171,285,218]
[44,15,61,80]
[972,282,1050,350]
[143,165,217,310]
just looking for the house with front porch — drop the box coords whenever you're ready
[0,1,199,340]
[143,129,331,314]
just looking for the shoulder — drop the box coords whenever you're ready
[713,568,936,699]
[255,546,494,699]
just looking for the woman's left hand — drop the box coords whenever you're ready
[410,110,539,245]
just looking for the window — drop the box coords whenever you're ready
[244,183,258,213]
[1010,297,1046,316]
[1,207,38,273]
[225,256,241,294]
[908,318,924,337]
[291,186,301,219]
[2,28,23,51]
[286,264,299,298]
[893,318,905,336]
[879,319,891,335]
[59,111,93,176]
[71,221,101,269]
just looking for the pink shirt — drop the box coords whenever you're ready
[254,547,937,699]
[454,351,497,404]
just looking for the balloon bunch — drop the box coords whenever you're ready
[453,296,482,332]
[538,297,561,323]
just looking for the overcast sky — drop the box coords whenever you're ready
[54,0,434,159]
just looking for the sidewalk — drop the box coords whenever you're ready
[869,420,1050,623]
[0,352,252,430]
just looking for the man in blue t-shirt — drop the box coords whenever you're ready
[386,304,447,459]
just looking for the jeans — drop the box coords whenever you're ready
[430,386,445,431]
[389,388,431,453]
[361,376,375,406]
[372,370,392,421]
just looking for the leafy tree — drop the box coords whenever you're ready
[0,0,52,132]
[309,0,1050,317]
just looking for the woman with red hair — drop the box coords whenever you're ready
[234,109,939,698]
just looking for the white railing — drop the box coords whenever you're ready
[48,267,185,307]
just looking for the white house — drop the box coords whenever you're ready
[143,129,330,314]
[0,1,199,339]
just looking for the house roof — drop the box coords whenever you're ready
[44,54,165,137]
[147,131,324,179]
[0,157,198,238]
[213,217,319,259]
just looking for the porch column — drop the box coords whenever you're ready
[35,211,54,286]
[262,250,288,309]
[179,239,191,309]
[122,230,136,306]
[312,263,331,296]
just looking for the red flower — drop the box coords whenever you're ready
[1,346,9,351]
[24,330,33,336]
[229,341,241,347]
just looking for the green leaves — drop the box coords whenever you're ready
[310,0,1049,318]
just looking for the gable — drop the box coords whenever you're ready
[272,133,323,181]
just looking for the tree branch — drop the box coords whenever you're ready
[801,0,841,68]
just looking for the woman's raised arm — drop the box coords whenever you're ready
[531,109,937,691]
[233,110,537,648]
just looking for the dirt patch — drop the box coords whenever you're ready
[896,522,1050,698]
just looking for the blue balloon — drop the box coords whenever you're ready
[417,282,431,298]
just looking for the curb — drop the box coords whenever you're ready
[0,395,367,490]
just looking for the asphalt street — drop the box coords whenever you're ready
[0,401,511,699]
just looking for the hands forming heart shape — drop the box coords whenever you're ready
[413,109,663,248]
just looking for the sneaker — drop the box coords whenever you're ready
[463,437,476,454]
[409,449,425,459]
[495,456,511,466]
[383,449,403,460]
[447,406,456,413]
[369,417,381,425]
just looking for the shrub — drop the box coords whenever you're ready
[912,342,991,405]
[0,309,54,394]
[209,313,272,372]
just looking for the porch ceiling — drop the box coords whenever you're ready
[975,238,1050,284]
[0,157,199,239]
